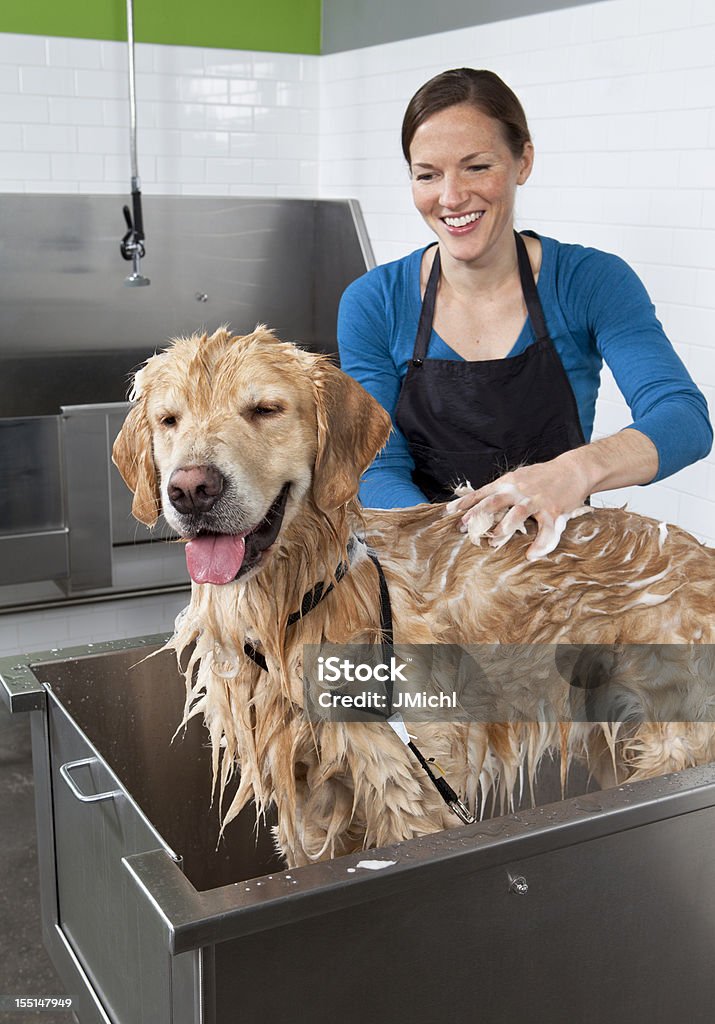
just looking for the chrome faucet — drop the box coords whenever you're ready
[120,181,150,287]
[120,0,150,287]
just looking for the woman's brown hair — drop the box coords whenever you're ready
[401,68,531,164]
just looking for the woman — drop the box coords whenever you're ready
[338,69,712,560]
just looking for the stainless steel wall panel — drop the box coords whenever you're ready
[60,405,114,593]
[0,417,63,534]
[0,351,147,418]
[0,194,370,370]
[0,531,68,587]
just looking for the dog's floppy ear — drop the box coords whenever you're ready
[112,388,161,527]
[312,360,392,512]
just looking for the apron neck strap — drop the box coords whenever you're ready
[412,232,550,365]
[514,230,549,343]
[412,243,441,365]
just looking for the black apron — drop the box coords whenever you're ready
[394,231,586,503]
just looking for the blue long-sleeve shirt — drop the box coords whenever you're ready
[338,232,712,509]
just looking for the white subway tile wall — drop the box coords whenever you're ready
[318,0,715,544]
[0,34,320,195]
[0,0,713,561]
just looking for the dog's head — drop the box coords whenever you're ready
[112,326,391,583]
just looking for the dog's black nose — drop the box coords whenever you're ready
[168,465,224,515]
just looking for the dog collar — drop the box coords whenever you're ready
[243,537,358,672]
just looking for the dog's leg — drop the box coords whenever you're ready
[620,722,715,781]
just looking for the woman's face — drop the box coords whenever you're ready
[409,102,533,266]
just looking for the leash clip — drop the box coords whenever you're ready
[426,757,477,825]
[448,796,476,825]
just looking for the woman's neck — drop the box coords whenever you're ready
[432,226,521,302]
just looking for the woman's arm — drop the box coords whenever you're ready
[338,273,427,508]
[455,250,712,558]
[570,429,659,493]
[580,250,712,481]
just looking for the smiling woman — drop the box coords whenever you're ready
[408,101,535,361]
[337,68,713,560]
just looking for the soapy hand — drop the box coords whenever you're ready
[446,458,592,561]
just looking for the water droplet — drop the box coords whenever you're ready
[481,821,507,835]
[574,798,604,813]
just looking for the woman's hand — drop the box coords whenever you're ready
[448,455,591,560]
[447,430,659,561]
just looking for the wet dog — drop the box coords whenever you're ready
[113,327,715,866]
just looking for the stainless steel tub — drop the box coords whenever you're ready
[3,637,715,1024]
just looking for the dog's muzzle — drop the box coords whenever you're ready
[184,482,291,584]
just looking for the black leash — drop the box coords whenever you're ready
[243,542,474,825]
[365,549,395,705]
[363,551,474,824]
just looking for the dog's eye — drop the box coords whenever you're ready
[160,414,178,427]
[253,404,283,418]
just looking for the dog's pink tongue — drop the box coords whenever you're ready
[185,535,246,584]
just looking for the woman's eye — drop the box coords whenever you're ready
[468,164,490,172]
[414,172,435,182]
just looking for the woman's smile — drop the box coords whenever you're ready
[442,210,485,232]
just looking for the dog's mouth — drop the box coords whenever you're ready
[184,483,290,584]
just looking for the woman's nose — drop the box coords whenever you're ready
[439,174,468,208]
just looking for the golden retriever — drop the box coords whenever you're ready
[113,327,715,867]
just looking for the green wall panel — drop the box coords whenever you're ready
[0,1,321,54]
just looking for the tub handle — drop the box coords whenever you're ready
[59,758,123,804]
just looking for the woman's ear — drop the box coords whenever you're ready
[517,141,535,185]
[112,400,161,526]
[311,360,392,512]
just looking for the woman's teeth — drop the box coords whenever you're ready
[443,211,483,228]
